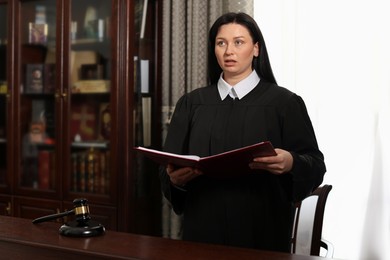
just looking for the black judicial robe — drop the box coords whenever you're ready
[159,80,326,252]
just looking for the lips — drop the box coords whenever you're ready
[224,59,236,66]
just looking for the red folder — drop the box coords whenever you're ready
[134,141,276,178]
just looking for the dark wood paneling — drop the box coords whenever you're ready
[13,196,62,221]
[0,216,327,260]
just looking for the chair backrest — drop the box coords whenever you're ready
[291,184,333,256]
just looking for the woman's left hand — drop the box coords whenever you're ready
[249,148,293,175]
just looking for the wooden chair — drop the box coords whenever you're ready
[291,184,334,257]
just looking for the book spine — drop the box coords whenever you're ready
[105,151,110,194]
[79,153,86,192]
[93,150,101,193]
[38,151,50,189]
[43,63,56,93]
[140,59,149,93]
[72,153,78,192]
[100,151,107,194]
[87,148,95,192]
[99,103,111,140]
[142,97,151,146]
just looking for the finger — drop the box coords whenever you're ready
[170,168,198,186]
[253,156,277,163]
[166,164,175,174]
[249,162,284,175]
[249,162,268,170]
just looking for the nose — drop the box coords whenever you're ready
[224,43,234,55]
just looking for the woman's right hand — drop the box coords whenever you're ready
[166,164,203,187]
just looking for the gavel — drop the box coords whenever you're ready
[32,198,90,224]
[32,198,105,237]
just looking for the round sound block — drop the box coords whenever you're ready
[59,220,105,237]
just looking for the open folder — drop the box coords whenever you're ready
[134,141,276,178]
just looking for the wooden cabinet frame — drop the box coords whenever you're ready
[0,0,162,235]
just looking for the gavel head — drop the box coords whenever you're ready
[73,198,91,223]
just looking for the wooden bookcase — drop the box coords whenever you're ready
[0,0,162,236]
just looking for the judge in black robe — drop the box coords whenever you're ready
[159,12,326,253]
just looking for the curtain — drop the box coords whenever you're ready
[161,0,254,239]
[254,1,390,259]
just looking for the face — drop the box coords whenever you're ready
[215,23,259,84]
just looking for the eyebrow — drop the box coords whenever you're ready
[216,36,246,40]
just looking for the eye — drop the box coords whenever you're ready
[234,39,244,45]
[216,40,226,47]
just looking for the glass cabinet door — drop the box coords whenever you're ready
[19,1,57,191]
[0,2,7,188]
[68,0,112,196]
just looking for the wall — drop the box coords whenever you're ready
[254,1,390,259]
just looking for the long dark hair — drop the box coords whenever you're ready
[208,12,277,85]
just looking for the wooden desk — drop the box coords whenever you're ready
[0,216,326,260]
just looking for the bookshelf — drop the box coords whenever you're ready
[0,0,162,236]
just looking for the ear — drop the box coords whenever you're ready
[254,42,259,57]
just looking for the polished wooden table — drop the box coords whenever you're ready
[0,216,327,259]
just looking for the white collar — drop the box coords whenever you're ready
[217,70,260,100]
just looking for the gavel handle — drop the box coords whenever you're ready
[32,210,74,224]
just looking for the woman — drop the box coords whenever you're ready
[159,12,326,252]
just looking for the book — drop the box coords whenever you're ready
[87,148,95,192]
[140,59,149,93]
[140,0,148,39]
[80,64,104,80]
[71,149,107,194]
[71,153,79,191]
[70,51,99,86]
[141,97,151,146]
[100,151,109,194]
[43,63,56,93]
[29,23,48,44]
[71,80,110,93]
[98,103,111,140]
[134,141,277,177]
[70,103,97,141]
[38,150,50,189]
[93,150,101,193]
[79,153,87,192]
